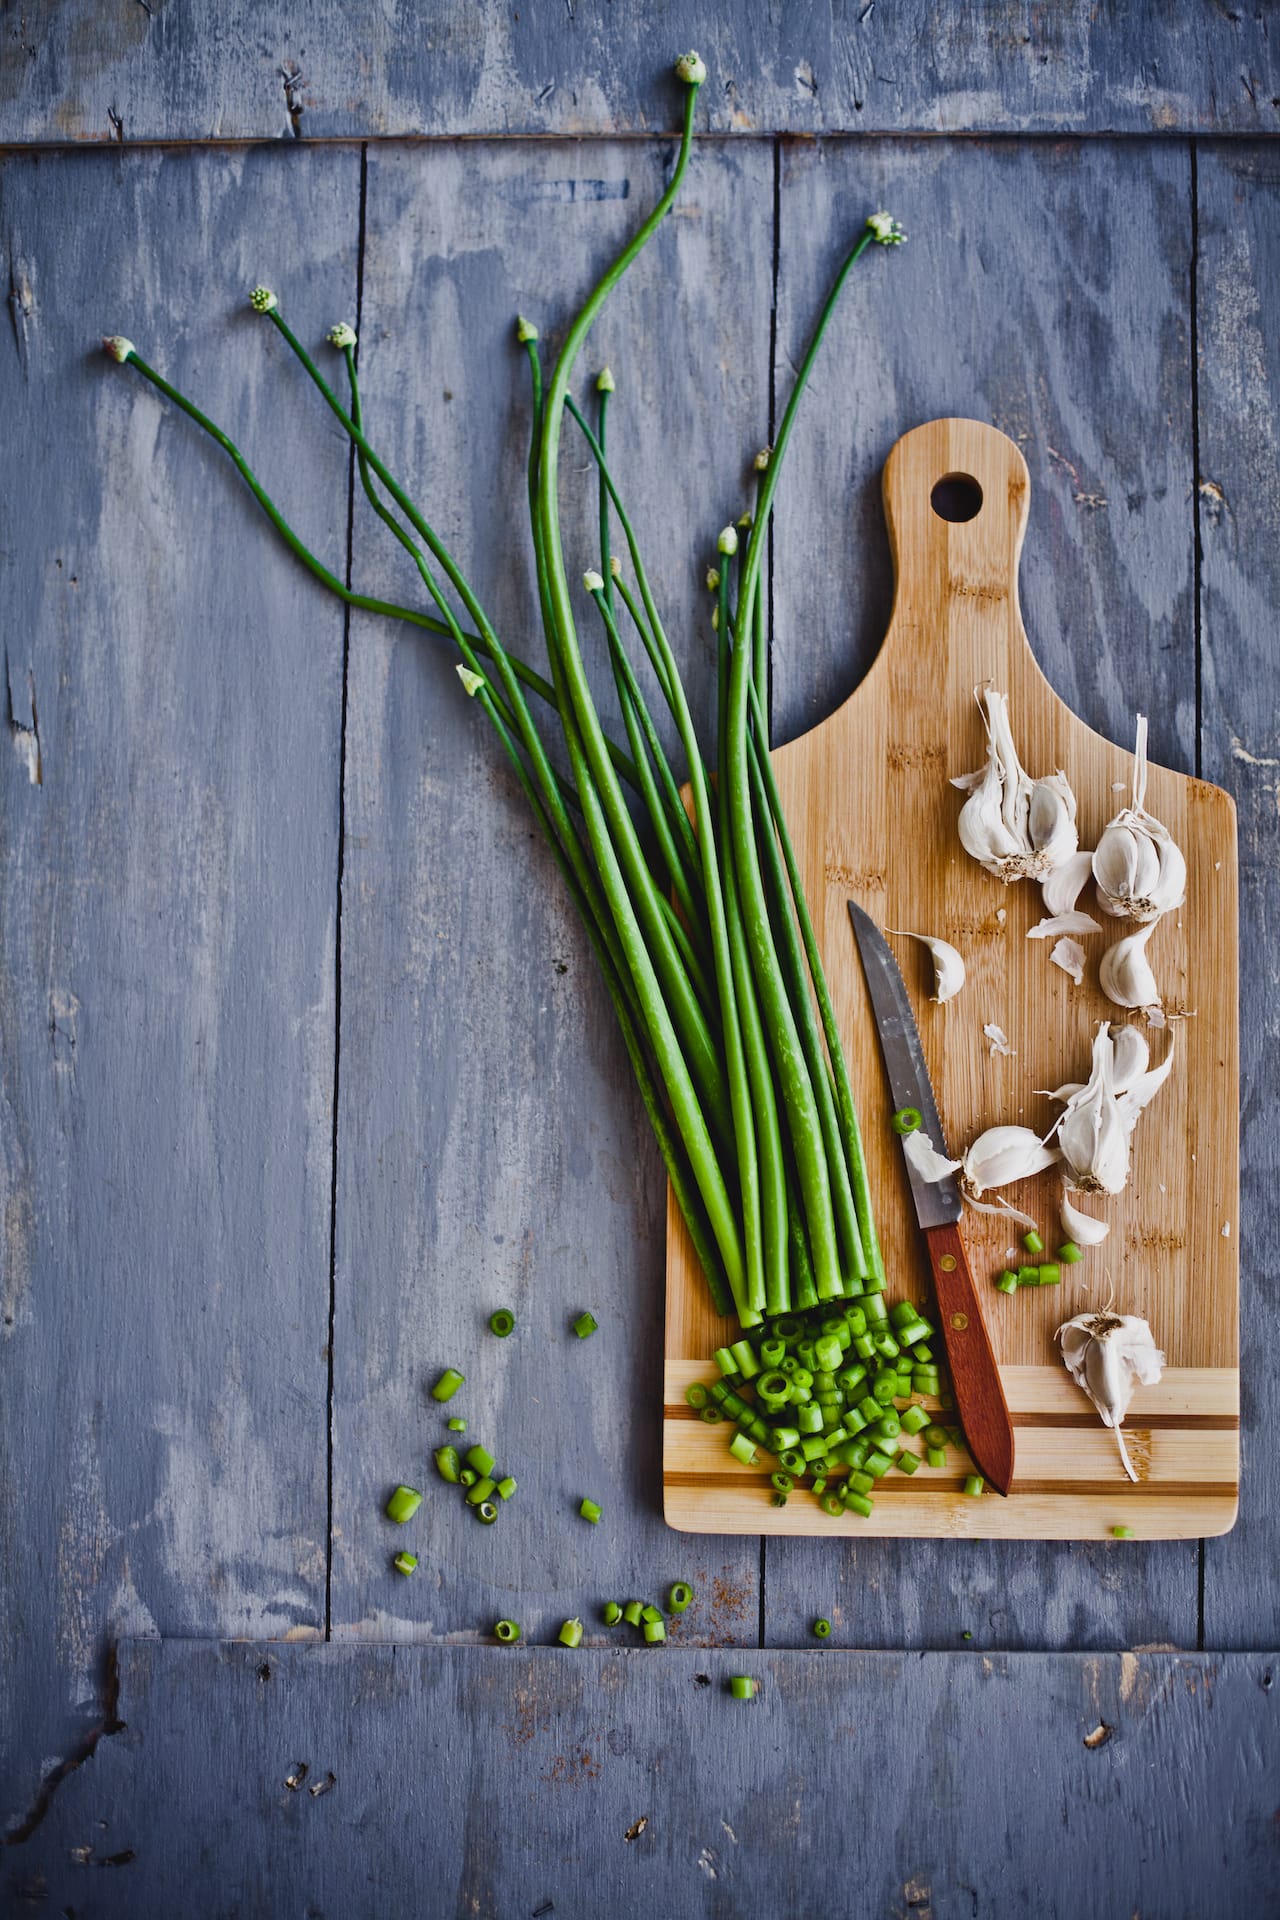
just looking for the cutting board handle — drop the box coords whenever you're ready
[880,418,1034,680]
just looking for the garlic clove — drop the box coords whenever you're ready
[1059,1179,1110,1246]
[1108,1023,1150,1096]
[1042,850,1095,918]
[1099,923,1161,1011]
[1116,1028,1176,1134]
[961,1123,1060,1195]
[1055,1023,1131,1195]
[1050,936,1086,984]
[1027,910,1103,940]
[1028,773,1079,869]
[886,930,966,1004]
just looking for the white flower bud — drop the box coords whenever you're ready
[753,447,772,472]
[675,50,707,86]
[596,366,615,393]
[705,567,721,591]
[737,511,753,530]
[582,569,605,594]
[249,286,278,314]
[456,666,485,698]
[717,526,738,557]
[609,555,622,579]
[866,211,907,246]
[102,335,135,363]
[515,315,539,344]
[327,322,357,349]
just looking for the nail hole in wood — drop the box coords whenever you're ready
[930,474,983,523]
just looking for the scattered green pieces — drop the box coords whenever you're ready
[1111,1525,1136,1540]
[641,1604,663,1624]
[685,1382,709,1409]
[667,1582,693,1613]
[572,1311,598,1340]
[891,1106,923,1135]
[431,1367,465,1402]
[728,1432,757,1466]
[1023,1228,1044,1255]
[488,1308,516,1338]
[644,1618,667,1644]
[458,1467,477,1488]
[476,1501,498,1523]
[465,1444,495,1477]
[558,1618,584,1648]
[995,1269,1019,1295]
[602,1602,623,1626]
[495,1618,521,1643]
[963,1474,985,1498]
[386,1484,422,1525]
[622,1600,644,1627]
[812,1617,832,1639]
[465,1476,496,1505]
[1016,1265,1040,1288]
[393,1551,418,1576]
[1058,1241,1083,1265]
[1037,1262,1061,1287]
[495,1476,517,1500]
[434,1446,461,1484]
[729,1676,758,1700]
[447,1416,467,1432]
[579,1497,603,1524]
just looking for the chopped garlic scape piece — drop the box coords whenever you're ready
[1050,936,1086,984]
[956,687,1080,884]
[1059,1180,1110,1247]
[1056,1312,1165,1482]
[886,929,966,1004]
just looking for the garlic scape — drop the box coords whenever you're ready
[954,687,1079,884]
[886,929,966,1004]
[1093,716,1187,923]
[1055,1311,1165,1482]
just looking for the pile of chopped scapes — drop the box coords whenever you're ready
[687,1293,985,1519]
[103,53,911,1339]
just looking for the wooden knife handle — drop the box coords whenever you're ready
[922,1220,1015,1496]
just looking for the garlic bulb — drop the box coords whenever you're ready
[954,687,1079,883]
[1055,1023,1131,1195]
[1055,1311,1165,1481]
[1092,716,1187,923]
[886,929,966,1004]
[1100,923,1160,1011]
[1059,1180,1110,1247]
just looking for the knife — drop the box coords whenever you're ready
[848,903,1015,1496]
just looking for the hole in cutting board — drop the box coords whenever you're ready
[930,473,983,522]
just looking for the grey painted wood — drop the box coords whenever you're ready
[1197,144,1279,1652]
[3,1,1278,145]
[328,138,771,1645]
[9,1637,1277,1917]
[0,147,357,1829]
[764,136,1201,1648]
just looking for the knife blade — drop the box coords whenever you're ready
[848,902,1015,1496]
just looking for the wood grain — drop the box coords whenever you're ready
[759,134,1208,1643]
[665,418,1239,1541]
[9,1637,1277,1919]
[0,147,357,1828]
[1196,144,1280,1651]
[327,138,771,1645]
[3,1,1278,143]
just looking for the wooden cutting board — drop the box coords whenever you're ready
[664,417,1239,1541]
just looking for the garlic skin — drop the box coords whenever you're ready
[955,687,1080,884]
[1055,1022,1131,1195]
[1059,1180,1110,1247]
[1100,923,1161,1011]
[984,1023,1016,1057]
[1092,716,1187,923]
[1055,1311,1165,1481]
[1027,910,1102,940]
[887,929,966,1004]
[1050,936,1086,984]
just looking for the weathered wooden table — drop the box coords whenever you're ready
[2,6,1277,1914]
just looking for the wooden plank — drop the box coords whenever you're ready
[0,147,358,1829]
[8,1638,1277,1916]
[2,2,1277,143]
[761,137,1204,1642]
[327,137,772,1644]
[1196,144,1280,1651]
